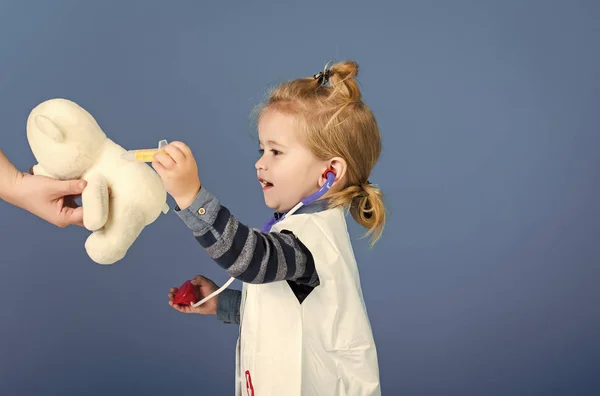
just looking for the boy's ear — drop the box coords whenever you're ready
[320,157,347,186]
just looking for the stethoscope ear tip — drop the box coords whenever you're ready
[322,169,336,180]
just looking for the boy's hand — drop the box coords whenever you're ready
[152,141,200,210]
[168,275,219,315]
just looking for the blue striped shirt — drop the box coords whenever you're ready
[175,186,328,324]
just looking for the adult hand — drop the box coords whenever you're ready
[9,171,87,228]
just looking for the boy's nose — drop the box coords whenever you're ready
[255,158,267,170]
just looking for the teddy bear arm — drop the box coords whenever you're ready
[81,176,109,231]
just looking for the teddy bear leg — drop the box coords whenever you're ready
[82,176,109,231]
[84,207,146,265]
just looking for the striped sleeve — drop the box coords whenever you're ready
[173,186,319,288]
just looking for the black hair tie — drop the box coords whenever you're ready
[313,69,333,85]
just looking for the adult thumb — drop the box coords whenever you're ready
[61,206,84,227]
[53,179,87,196]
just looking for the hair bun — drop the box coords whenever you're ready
[327,61,361,101]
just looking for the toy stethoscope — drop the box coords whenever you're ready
[172,169,336,307]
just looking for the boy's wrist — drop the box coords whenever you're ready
[173,184,219,235]
[174,185,202,210]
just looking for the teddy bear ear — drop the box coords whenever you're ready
[34,115,65,143]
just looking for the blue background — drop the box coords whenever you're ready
[1,1,599,395]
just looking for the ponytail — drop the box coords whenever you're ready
[328,182,386,246]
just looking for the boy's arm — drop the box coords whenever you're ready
[174,186,319,288]
[216,289,241,324]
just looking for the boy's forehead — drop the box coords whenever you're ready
[258,110,300,145]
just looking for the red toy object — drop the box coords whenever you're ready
[173,280,200,305]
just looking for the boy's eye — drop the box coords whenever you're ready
[257,149,281,156]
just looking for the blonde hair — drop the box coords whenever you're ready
[256,60,386,245]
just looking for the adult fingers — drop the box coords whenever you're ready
[50,179,87,198]
[58,206,84,227]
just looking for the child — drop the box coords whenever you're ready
[153,60,385,396]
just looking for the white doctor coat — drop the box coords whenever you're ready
[235,206,381,395]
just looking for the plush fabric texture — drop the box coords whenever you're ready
[26,98,168,264]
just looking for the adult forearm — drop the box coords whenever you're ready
[0,149,22,203]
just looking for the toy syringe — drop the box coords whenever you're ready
[121,140,168,162]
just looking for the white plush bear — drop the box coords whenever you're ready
[26,98,169,265]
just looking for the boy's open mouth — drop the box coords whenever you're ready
[259,178,274,189]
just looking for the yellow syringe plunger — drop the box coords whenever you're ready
[121,139,168,162]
